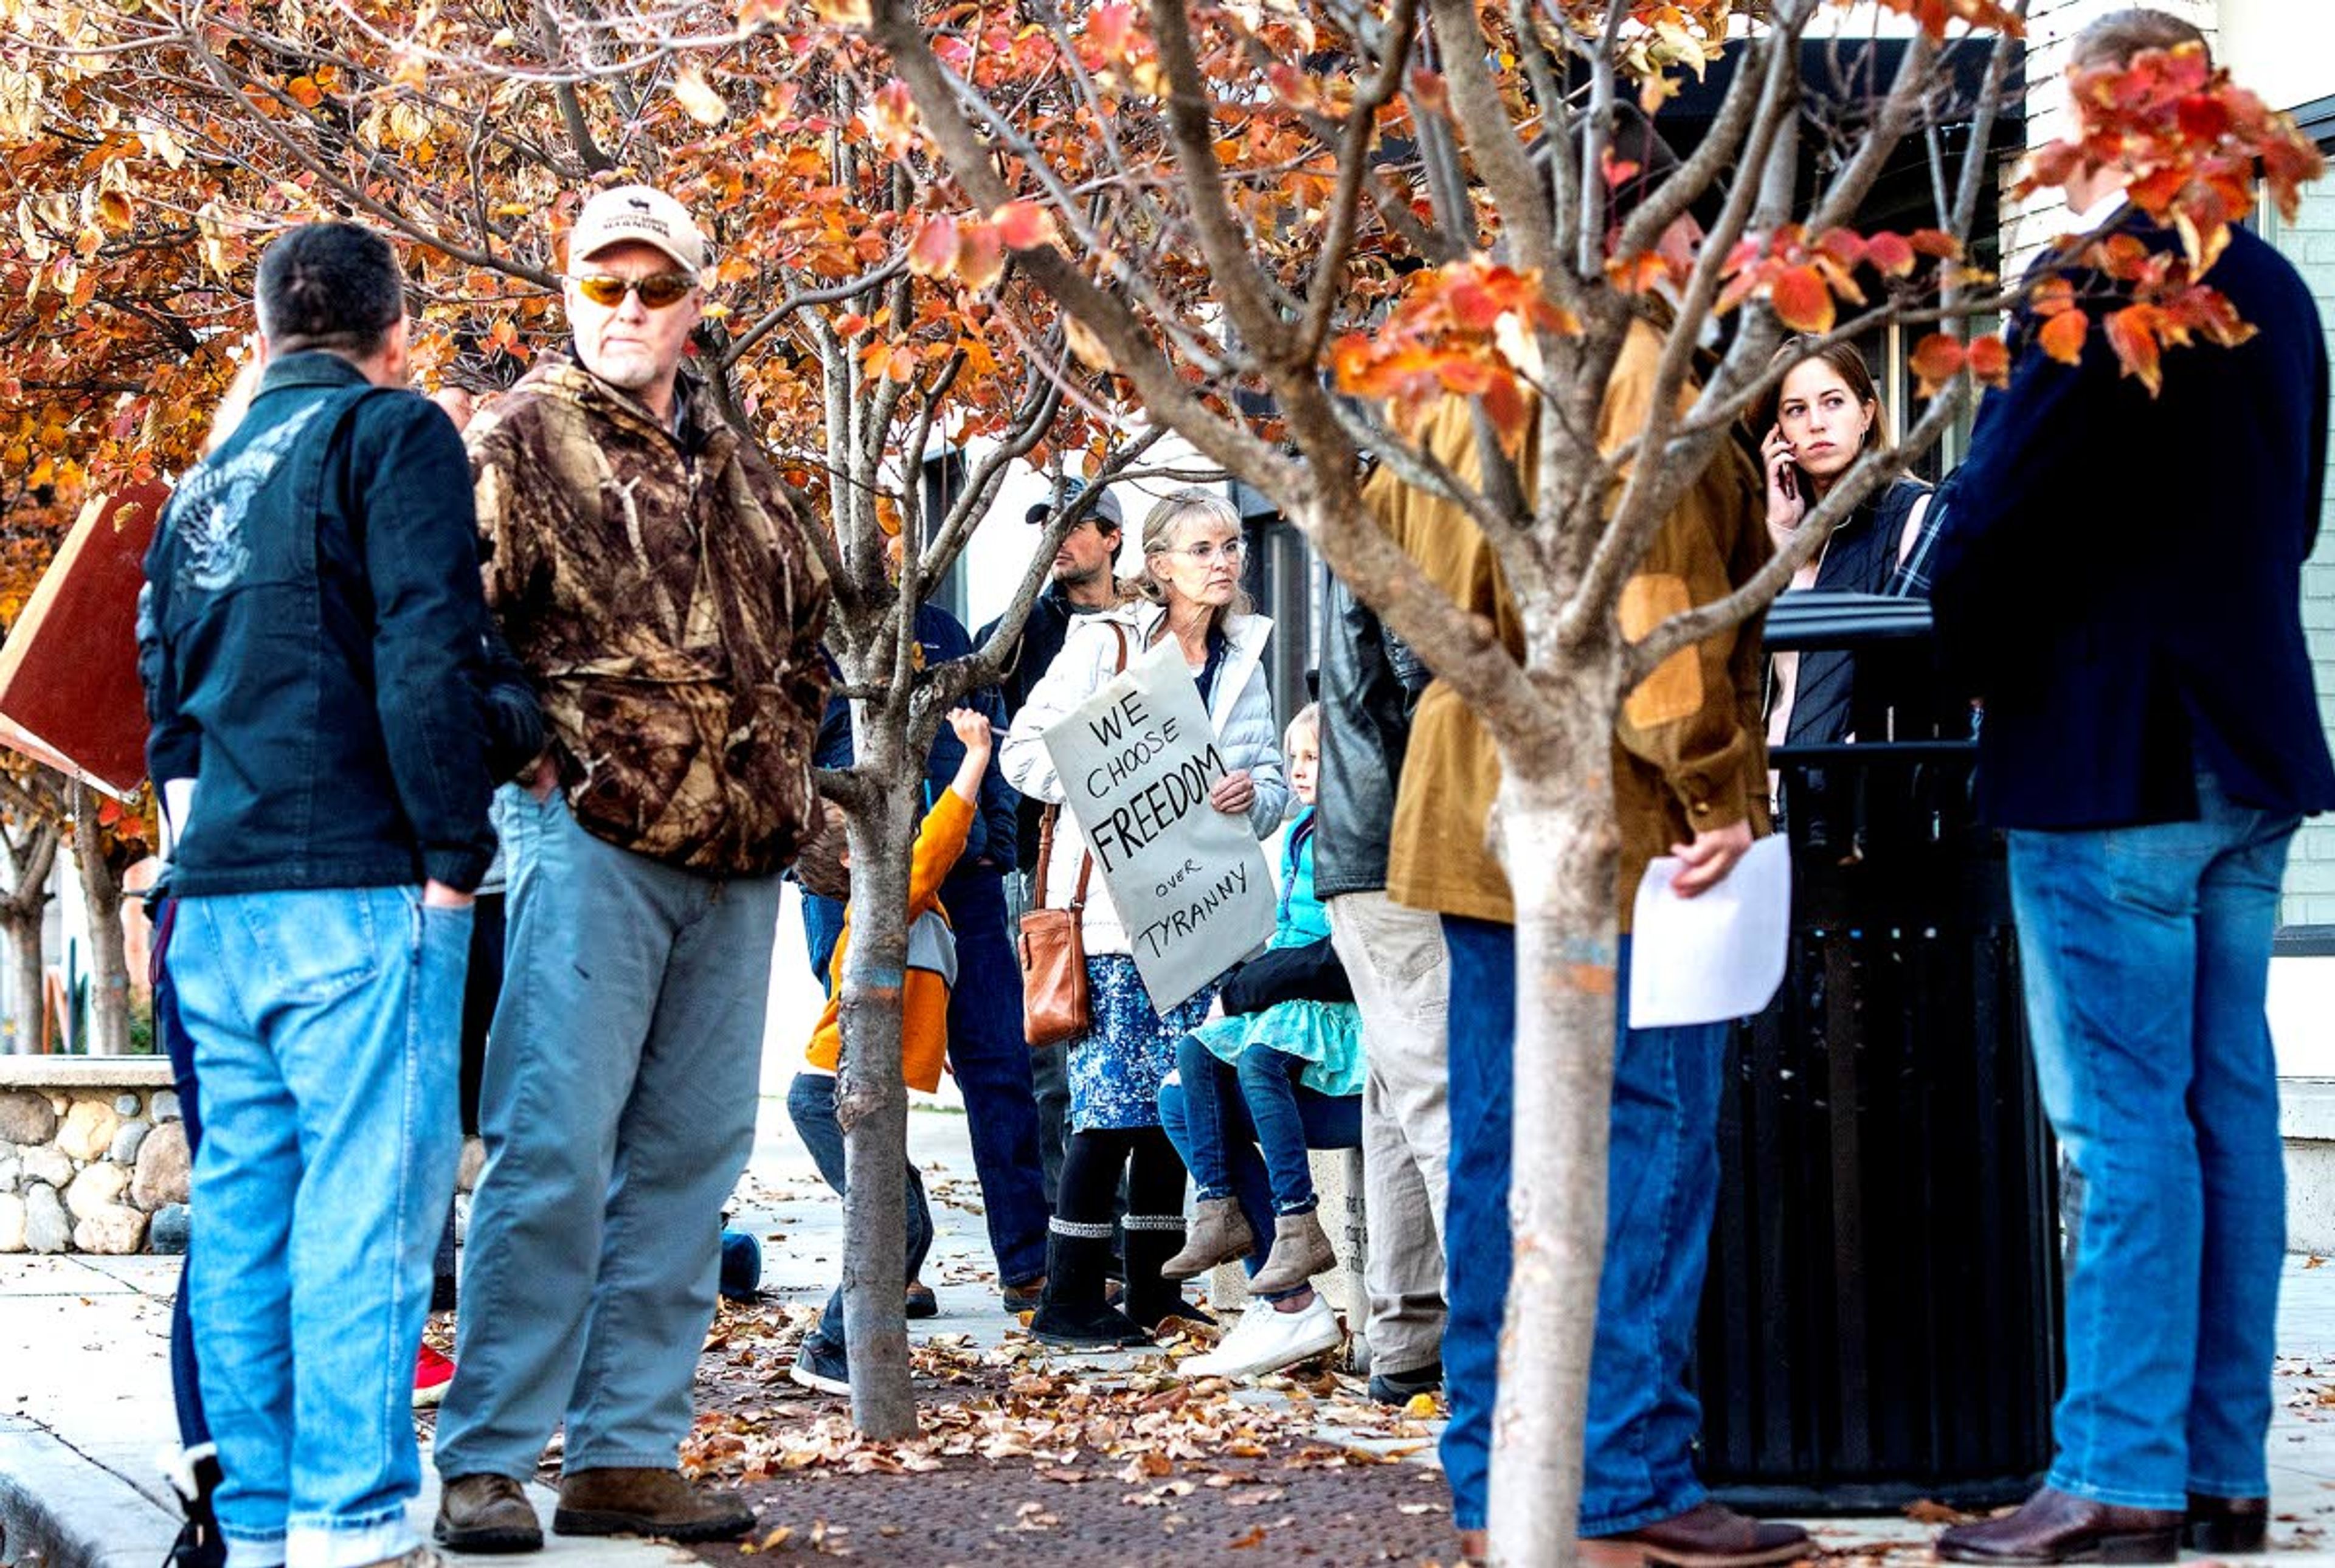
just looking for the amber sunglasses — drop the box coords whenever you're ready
[570,272,697,309]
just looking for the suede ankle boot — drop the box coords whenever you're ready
[1029,1221,1152,1349]
[1160,1197,1254,1281]
[1248,1207,1340,1294]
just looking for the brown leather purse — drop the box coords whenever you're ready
[1017,624,1126,1048]
[1018,804,1096,1048]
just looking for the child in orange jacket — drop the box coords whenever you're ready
[788,707,992,1396]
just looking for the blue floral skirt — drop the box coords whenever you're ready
[1068,955,1216,1132]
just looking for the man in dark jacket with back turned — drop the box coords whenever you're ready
[142,221,496,1568]
[1313,579,1449,1404]
[1930,13,2335,1563]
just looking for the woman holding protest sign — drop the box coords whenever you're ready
[1002,488,1289,1349]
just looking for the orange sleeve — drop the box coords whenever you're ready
[907,790,975,914]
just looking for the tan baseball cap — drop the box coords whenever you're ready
[567,185,708,274]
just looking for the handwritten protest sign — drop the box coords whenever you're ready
[1042,639,1276,1015]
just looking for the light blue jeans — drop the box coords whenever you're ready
[2008,768,2299,1510]
[173,886,470,1568]
[434,787,781,1479]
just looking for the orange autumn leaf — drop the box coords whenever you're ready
[906,213,958,277]
[2105,304,2167,395]
[1965,333,2011,388]
[955,221,1006,292]
[2038,309,2089,366]
[1863,232,1915,278]
[1768,264,1835,334]
[1908,333,1968,398]
[992,199,1057,251]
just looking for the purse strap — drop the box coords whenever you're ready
[1034,622,1128,917]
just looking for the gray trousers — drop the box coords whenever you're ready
[434,789,781,1477]
[1328,890,1451,1375]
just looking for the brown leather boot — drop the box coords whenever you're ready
[1935,1487,2181,1564]
[1160,1197,1254,1280]
[552,1468,756,1542]
[1248,1208,1340,1294]
[433,1473,542,1553]
[1580,1501,1810,1568]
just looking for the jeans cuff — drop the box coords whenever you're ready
[1580,1478,1707,1538]
[2187,1474,2270,1499]
[285,1513,411,1568]
[1273,1196,1320,1217]
[564,1448,682,1473]
[2046,1471,2187,1513]
[220,1529,289,1568]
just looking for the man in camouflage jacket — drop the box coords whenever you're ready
[434,187,828,1550]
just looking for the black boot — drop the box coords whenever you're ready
[1122,1214,1214,1331]
[166,1446,226,1568]
[1029,1221,1152,1349]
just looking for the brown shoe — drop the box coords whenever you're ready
[1582,1502,1810,1568]
[2185,1493,2269,1555]
[434,1473,542,1553]
[1935,1487,2181,1564]
[553,1468,756,1543]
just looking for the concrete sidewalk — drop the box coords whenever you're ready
[10,1101,2335,1564]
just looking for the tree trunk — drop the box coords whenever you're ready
[1489,676,1628,1568]
[833,754,922,1440]
[0,908,44,1054]
[0,821,60,1055]
[72,786,131,1056]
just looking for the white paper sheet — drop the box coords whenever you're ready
[1626,834,1793,1029]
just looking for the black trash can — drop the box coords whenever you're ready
[1693,593,2063,1514]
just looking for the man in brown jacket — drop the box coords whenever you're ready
[1378,299,1796,1559]
[434,187,828,1549]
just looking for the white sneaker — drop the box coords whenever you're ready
[1181,1294,1341,1380]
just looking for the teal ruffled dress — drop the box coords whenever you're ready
[1185,810,1365,1096]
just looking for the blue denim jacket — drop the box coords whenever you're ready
[143,352,499,894]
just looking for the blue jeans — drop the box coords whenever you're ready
[171,887,469,1568]
[1158,1044,1360,1301]
[1439,916,1730,1535]
[937,871,1051,1287]
[437,788,781,1480]
[806,876,1050,1288]
[1166,1034,1320,1215]
[2007,770,2297,1509]
[786,1072,933,1354]
[154,899,212,1455]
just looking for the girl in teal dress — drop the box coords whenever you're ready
[1160,705,1365,1293]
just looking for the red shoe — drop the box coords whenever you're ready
[413,1344,456,1409]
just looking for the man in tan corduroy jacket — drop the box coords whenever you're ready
[1375,298,1793,1563]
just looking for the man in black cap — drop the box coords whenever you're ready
[978,479,1124,1204]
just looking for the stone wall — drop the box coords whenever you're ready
[0,1059,187,1256]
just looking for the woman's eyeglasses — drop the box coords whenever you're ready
[570,273,697,310]
[1165,538,1246,566]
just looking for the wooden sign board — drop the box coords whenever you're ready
[0,483,166,799]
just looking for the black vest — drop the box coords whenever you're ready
[1783,476,1933,747]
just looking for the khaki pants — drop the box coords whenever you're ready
[1328,889,1450,1375]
